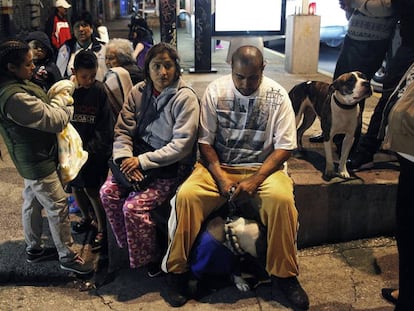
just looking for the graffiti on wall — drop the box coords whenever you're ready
[10,0,51,34]
[194,0,212,71]
[159,0,176,46]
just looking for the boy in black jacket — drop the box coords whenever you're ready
[69,50,114,253]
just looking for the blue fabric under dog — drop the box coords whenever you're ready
[190,230,236,279]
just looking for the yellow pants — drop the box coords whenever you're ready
[162,162,299,278]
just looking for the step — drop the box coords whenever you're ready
[288,142,399,249]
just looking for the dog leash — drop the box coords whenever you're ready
[226,185,237,222]
[224,186,246,256]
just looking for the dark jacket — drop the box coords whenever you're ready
[25,31,62,91]
[395,0,414,48]
[0,81,59,179]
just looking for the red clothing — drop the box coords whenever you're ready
[49,15,72,50]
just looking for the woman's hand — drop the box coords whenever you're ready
[120,157,145,181]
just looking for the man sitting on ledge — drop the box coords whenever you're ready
[161,45,309,310]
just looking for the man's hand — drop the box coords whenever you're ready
[217,177,237,199]
[230,173,265,200]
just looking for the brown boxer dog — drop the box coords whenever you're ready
[289,71,372,179]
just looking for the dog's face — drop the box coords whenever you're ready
[331,71,373,106]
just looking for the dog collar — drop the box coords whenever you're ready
[224,223,246,256]
[333,95,359,110]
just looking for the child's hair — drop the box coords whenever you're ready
[74,50,98,70]
[0,39,30,74]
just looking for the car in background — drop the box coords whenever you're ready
[286,0,348,47]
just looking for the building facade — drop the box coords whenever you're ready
[0,0,124,40]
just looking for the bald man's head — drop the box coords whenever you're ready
[231,45,265,96]
[231,45,264,69]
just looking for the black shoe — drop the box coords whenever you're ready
[347,151,374,171]
[309,134,324,143]
[26,247,58,263]
[71,218,92,234]
[272,276,309,310]
[381,288,398,305]
[91,232,105,253]
[60,254,94,274]
[165,272,189,307]
[147,261,164,278]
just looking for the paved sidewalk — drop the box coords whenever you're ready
[0,18,400,311]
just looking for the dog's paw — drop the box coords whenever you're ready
[233,275,250,292]
[338,170,351,179]
[324,169,336,180]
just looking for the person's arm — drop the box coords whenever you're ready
[351,0,394,17]
[137,87,200,169]
[234,149,291,197]
[5,92,73,133]
[199,142,235,197]
[133,42,144,60]
[84,85,114,156]
[56,44,70,77]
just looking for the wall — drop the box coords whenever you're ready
[0,0,121,40]
[0,0,53,39]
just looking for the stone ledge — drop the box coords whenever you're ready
[288,149,399,249]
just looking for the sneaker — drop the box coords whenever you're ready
[165,272,189,307]
[308,133,324,143]
[347,151,374,171]
[60,254,94,274]
[215,44,224,49]
[26,247,58,263]
[272,276,309,310]
[147,261,164,278]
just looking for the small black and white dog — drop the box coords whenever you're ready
[289,71,373,179]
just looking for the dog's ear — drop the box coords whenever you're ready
[329,81,338,93]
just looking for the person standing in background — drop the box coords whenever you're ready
[56,11,107,82]
[104,38,144,119]
[131,17,154,69]
[348,0,414,170]
[95,18,110,44]
[45,0,72,56]
[26,31,62,92]
[380,61,414,311]
[105,38,144,85]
